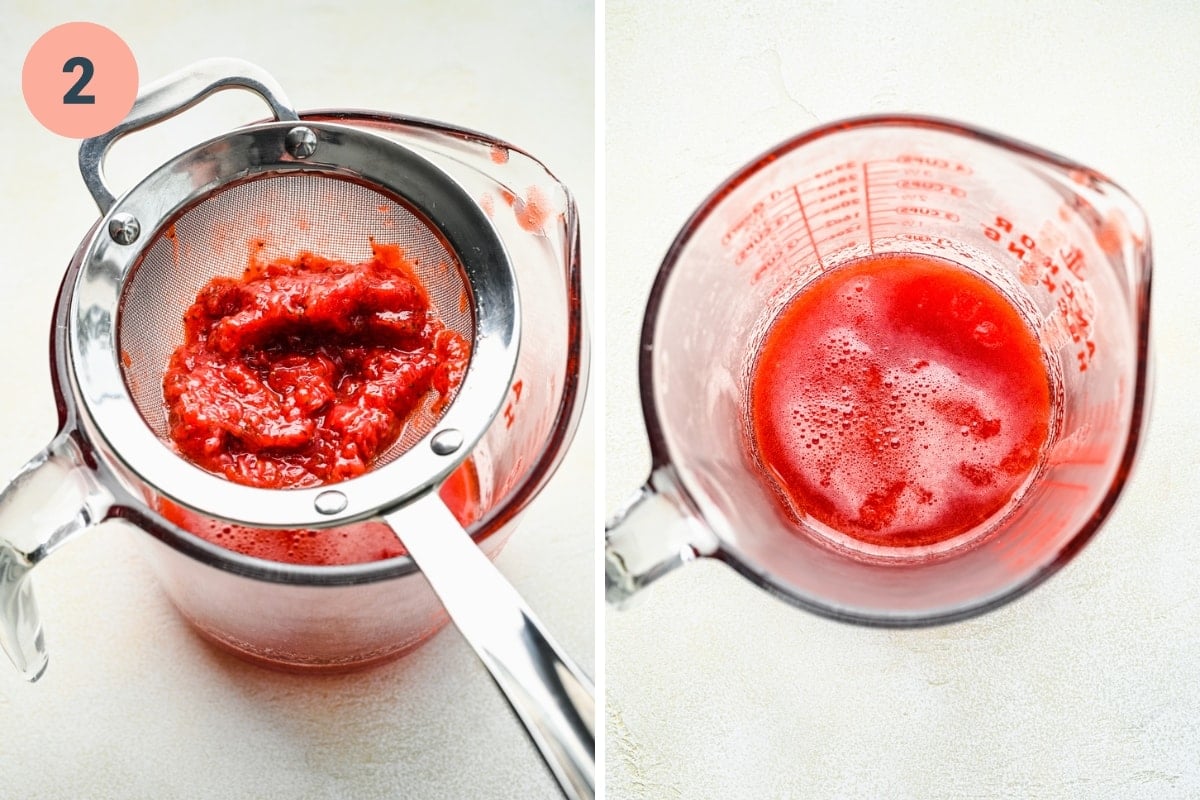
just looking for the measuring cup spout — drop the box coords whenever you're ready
[0,431,114,680]
[1036,162,1152,292]
[605,468,720,606]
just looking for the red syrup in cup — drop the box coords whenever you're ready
[750,253,1052,549]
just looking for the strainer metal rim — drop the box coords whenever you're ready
[68,121,520,529]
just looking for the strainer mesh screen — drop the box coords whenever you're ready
[118,173,475,467]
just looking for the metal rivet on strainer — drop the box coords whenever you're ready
[285,126,318,159]
[108,213,140,244]
[431,429,464,455]
[314,490,348,515]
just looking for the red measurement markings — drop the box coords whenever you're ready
[724,192,792,239]
[895,154,973,175]
[797,171,859,197]
[803,183,860,207]
[892,206,961,223]
[795,161,862,199]
[982,215,1095,371]
[725,191,820,281]
[725,158,975,279]
[503,379,524,429]
[893,232,960,248]
[791,165,866,251]
[862,162,875,254]
[870,158,969,199]
[893,178,967,197]
[793,184,825,269]
[722,199,770,246]
[858,160,967,236]
[806,193,862,216]
[794,159,858,190]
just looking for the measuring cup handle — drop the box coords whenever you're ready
[605,467,719,607]
[383,494,595,800]
[78,57,300,214]
[0,431,114,681]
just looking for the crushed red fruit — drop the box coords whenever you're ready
[163,241,469,488]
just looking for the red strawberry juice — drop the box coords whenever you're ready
[749,252,1053,549]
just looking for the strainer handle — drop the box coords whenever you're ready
[79,57,299,214]
[384,494,595,800]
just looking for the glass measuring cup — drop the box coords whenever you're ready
[0,107,587,679]
[132,110,591,672]
[606,115,1151,625]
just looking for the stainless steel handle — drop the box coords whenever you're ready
[385,494,595,800]
[78,57,299,213]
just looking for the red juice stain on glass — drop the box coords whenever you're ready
[749,253,1052,548]
[514,186,550,232]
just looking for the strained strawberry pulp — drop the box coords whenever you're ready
[163,241,469,489]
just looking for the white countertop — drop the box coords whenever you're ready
[0,2,593,798]
[606,1,1200,798]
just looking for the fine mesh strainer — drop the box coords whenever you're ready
[0,59,593,800]
[122,173,476,462]
[78,72,514,526]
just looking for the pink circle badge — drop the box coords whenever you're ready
[22,22,138,138]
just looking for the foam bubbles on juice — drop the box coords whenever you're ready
[750,253,1052,549]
